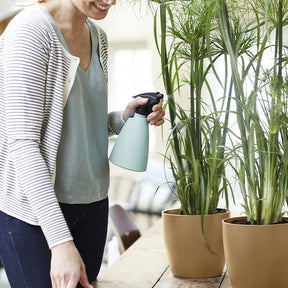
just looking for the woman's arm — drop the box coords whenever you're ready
[2,10,72,248]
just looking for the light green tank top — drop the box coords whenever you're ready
[42,8,109,204]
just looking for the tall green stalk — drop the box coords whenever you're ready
[157,2,184,176]
[149,0,233,216]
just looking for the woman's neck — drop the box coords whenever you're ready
[41,0,87,35]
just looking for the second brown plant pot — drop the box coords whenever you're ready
[223,216,288,288]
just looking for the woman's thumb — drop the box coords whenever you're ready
[79,271,93,288]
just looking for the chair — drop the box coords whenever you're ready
[109,204,141,253]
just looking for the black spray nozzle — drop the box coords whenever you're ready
[133,92,164,116]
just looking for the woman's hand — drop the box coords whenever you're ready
[50,241,93,288]
[122,97,165,126]
[147,99,165,126]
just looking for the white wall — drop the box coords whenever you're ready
[0,1,19,21]
[0,1,11,20]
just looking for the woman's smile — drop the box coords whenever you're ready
[92,3,110,11]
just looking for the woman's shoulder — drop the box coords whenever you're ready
[3,4,54,43]
[10,4,49,24]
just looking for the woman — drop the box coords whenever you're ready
[0,0,165,287]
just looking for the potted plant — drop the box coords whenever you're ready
[130,0,233,278]
[218,0,288,287]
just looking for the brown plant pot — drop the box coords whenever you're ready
[223,216,288,288]
[162,208,230,278]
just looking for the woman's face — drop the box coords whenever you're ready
[73,0,116,20]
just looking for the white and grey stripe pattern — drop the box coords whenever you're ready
[0,5,118,248]
[97,28,108,81]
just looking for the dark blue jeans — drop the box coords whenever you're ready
[0,197,108,288]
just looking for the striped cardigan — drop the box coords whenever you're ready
[0,4,123,248]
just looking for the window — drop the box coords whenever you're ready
[108,43,154,112]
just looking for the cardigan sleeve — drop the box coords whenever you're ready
[2,10,73,248]
[107,111,125,136]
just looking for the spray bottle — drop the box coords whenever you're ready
[109,92,164,172]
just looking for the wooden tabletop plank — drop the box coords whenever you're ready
[154,267,227,288]
[93,218,231,288]
[94,220,168,288]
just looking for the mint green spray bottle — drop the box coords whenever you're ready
[109,92,163,172]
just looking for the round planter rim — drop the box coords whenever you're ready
[222,216,288,227]
[162,208,229,217]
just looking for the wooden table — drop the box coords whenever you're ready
[93,219,232,288]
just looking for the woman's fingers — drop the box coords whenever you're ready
[122,97,149,122]
[79,262,93,288]
[122,96,165,126]
[147,100,165,126]
[50,241,91,288]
